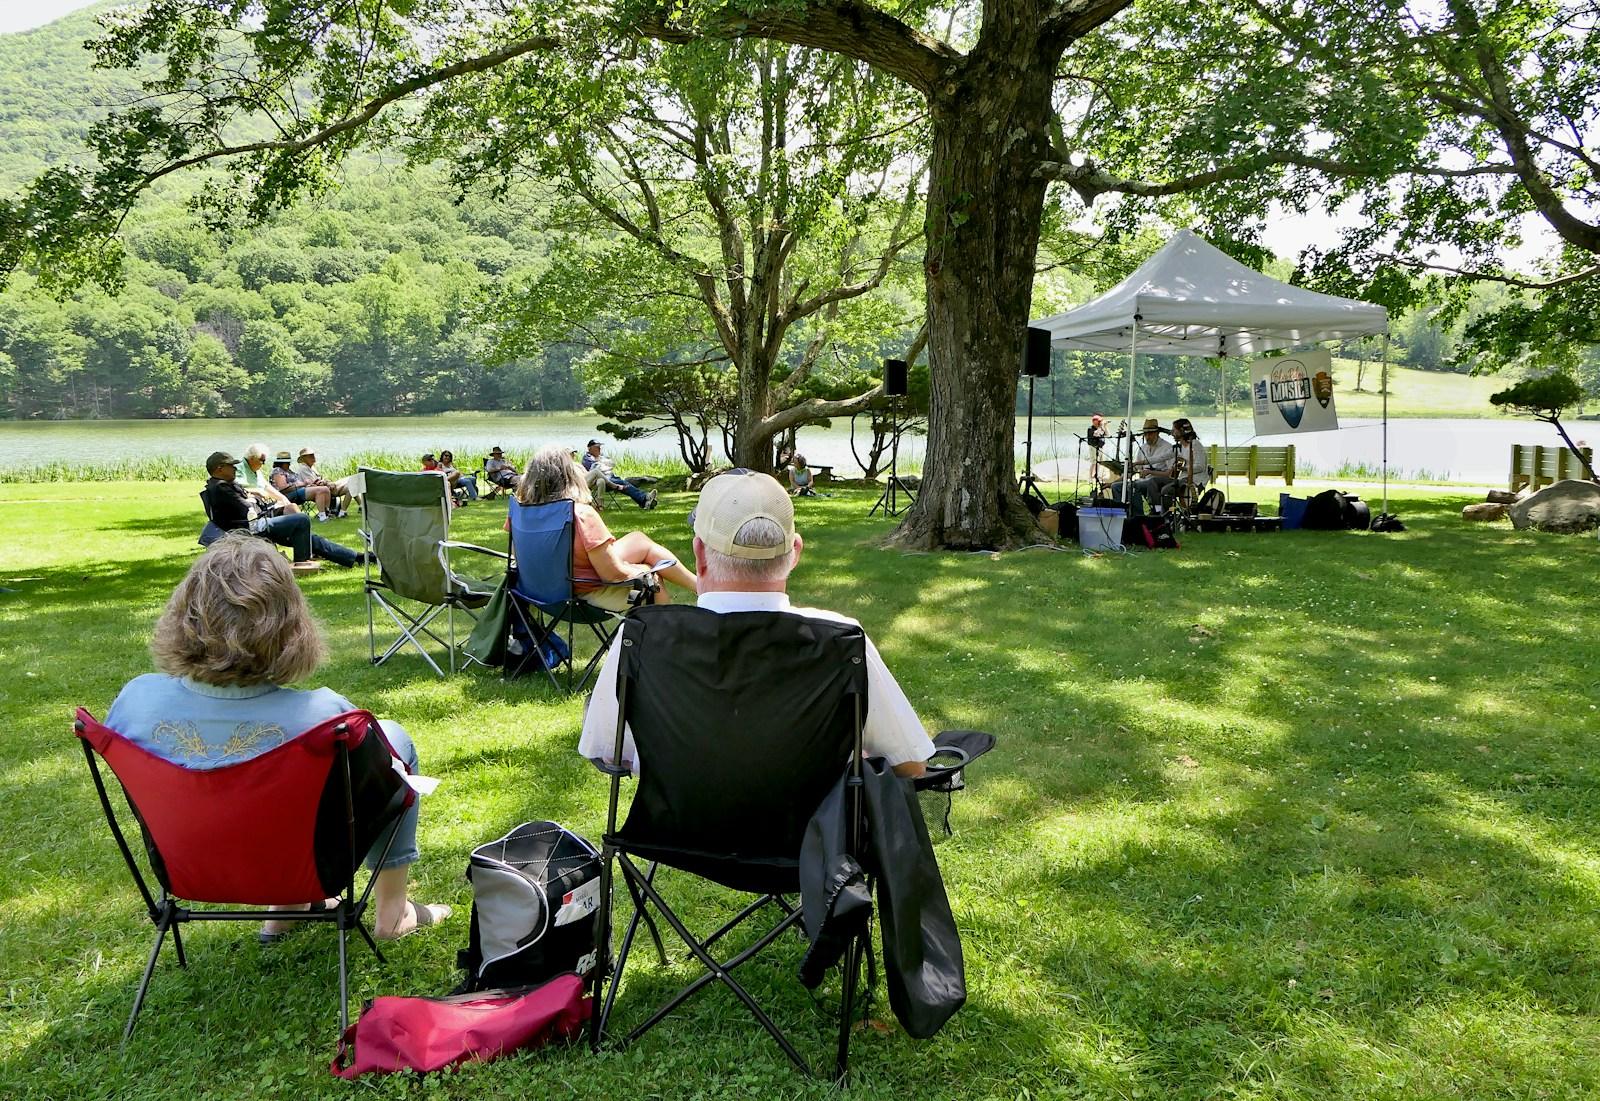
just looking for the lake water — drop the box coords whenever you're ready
[0,410,1579,483]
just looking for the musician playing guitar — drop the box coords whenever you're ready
[1109,417,1179,515]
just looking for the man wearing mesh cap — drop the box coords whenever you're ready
[578,469,932,778]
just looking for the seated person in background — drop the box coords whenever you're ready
[788,453,817,497]
[438,450,478,502]
[270,451,334,521]
[579,469,932,778]
[1169,417,1211,503]
[582,439,658,511]
[292,447,351,518]
[483,446,519,497]
[513,444,694,612]
[105,534,449,941]
[1108,418,1178,516]
[239,443,300,515]
[201,451,363,572]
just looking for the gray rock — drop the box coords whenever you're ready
[1485,489,1518,504]
[1508,479,1600,533]
[1462,502,1508,522]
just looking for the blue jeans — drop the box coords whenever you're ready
[257,514,359,566]
[607,475,649,507]
[458,474,478,500]
[368,721,421,869]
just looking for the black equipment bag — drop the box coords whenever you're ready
[1301,489,1347,529]
[1049,501,1080,541]
[456,821,601,993]
[1196,488,1226,514]
[1303,489,1372,531]
[1132,514,1180,550]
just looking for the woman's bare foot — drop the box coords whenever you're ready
[375,900,452,941]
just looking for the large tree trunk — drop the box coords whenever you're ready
[890,34,1057,550]
[733,355,775,471]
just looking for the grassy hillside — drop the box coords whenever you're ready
[0,1,136,190]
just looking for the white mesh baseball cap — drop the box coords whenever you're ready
[690,470,796,559]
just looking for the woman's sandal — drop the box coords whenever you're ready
[376,900,452,942]
[259,898,341,945]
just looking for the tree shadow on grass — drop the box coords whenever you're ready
[7,490,1600,1097]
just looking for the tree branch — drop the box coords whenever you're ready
[1040,151,1518,204]
[136,31,561,188]
[629,1,958,96]
[759,384,885,437]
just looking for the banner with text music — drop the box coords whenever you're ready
[1250,349,1338,435]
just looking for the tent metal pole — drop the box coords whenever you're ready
[1380,333,1391,517]
[1222,357,1231,500]
[1125,320,1140,523]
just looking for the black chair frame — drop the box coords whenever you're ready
[76,718,402,1046]
[587,632,872,1082]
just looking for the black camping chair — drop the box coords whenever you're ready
[589,604,871,1081]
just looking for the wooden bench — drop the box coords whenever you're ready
[1207,444,1296,485]
[1510,444,1593,491]
[811,464,835,483]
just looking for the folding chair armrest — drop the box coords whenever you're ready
[439,539,510,560]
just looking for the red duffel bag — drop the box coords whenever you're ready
[331,974,590,1078]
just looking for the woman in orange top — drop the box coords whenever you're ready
[512,445,696,611]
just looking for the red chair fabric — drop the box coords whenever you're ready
[74,708,413,906]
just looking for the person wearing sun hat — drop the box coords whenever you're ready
[199,451,365,572]
[577,468,933,779]
[483,446,520,497]
[291,446,351,517]
[1108,417,1178,515]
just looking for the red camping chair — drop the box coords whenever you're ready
[73,707,415,1045]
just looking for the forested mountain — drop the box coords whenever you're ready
[0,4,583,419]
[0,2,131,191]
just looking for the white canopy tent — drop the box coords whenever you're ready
[1030,229,1392,512]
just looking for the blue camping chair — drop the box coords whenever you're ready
[505,500,671,691]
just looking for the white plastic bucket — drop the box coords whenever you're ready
[1077,507,1125,551]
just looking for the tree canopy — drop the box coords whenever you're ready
[2,0,1591,546]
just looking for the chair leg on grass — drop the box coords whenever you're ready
[616,859,811,1074]
[170,920,187,969]
[834,931,864,1084]
[123,903,174,1046]
[337,922,350,1038]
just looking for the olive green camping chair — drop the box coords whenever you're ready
[355,468,506,676]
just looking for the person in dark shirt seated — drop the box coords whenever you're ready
[200,451,363,573]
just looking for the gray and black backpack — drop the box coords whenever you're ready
[455,821,602,993]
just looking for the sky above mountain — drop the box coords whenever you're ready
[0,1,99,35]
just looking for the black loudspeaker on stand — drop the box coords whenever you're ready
[1018,327,1052,512]
[870,358,915,518]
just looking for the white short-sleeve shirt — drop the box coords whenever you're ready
[577,591,935,773]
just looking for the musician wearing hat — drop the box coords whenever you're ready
[1109,418,1179,515]
[577,468,933,779]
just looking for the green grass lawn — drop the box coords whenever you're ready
[2,482,1598,1099]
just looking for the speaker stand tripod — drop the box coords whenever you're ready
[1016,370,1051,511]
[869,400,915,518]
